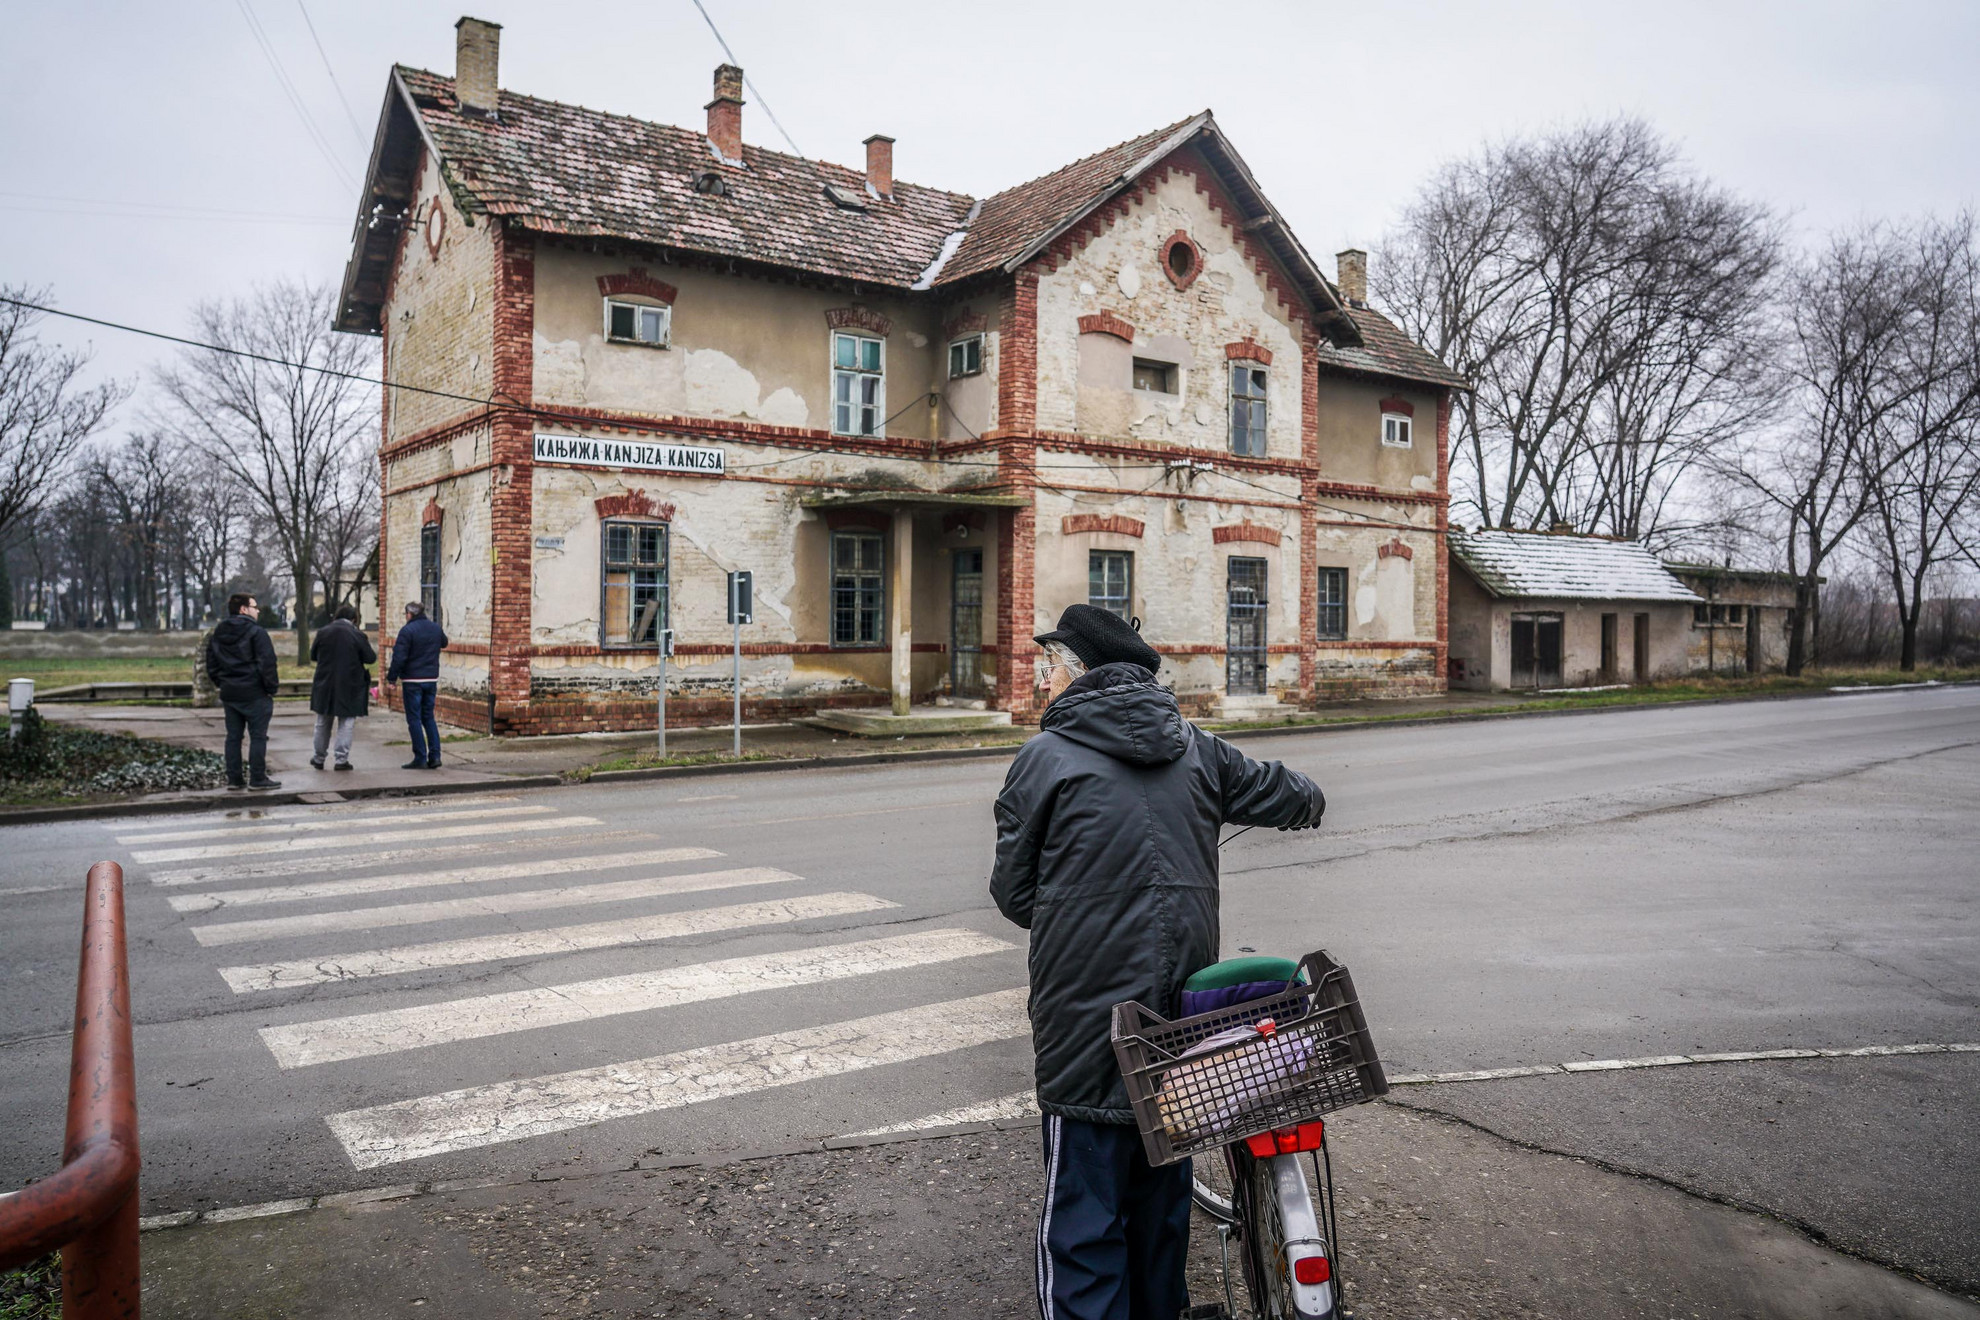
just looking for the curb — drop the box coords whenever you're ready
[11,680,1972,826]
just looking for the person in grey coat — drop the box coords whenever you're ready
[991,604,1324,1320]
[309,604,376,771]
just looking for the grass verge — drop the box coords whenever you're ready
[0,1253,59,1320]
[1,655,312,691]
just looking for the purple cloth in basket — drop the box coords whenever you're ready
[1178,980,1293,1018]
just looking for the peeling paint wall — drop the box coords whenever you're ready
[386,153,496,443]
[530,248,944,439]
[1035,171,1303,455]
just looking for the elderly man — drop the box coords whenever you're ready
[309,604,376,771]
[385,600,449,770]
[991,604,1325,1320]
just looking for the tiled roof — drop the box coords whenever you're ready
[1313,305,1468,390]
[1450,530,1701,602]
[397,68,975,288]
[936,116,1201,284]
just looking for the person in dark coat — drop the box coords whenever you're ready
[309,604,376,771]
[385,600,448,769]
[203,592,283,791]
[992,604,1324,1320]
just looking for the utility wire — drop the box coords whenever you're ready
[688,0,805,159]
[1,297,1410,524]
[293,0,369,143]
[234,0,356,190]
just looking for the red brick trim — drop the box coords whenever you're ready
[529,641,946,658]
[1299,321,1320,700]
[421,499,443,527]
[942,309,987,341]
[1033,433,1310,479]
[1377,537,1414,561]
[1314,639,1448,652]
[825,306,892,336]
[1225,338,1274,366]
[1378,396,1415,417]
[1212,522,1283,547]
[1159,230,1203,291]
[999,273,1038,434]
[594,490,675,520]
[824,510,890,531]
[488,221,536,723]
[1151,643,1303,656]
[1313,479,1447,506]
[1061,513,1145,538]
[1076,311,1135,343]
[597,268,678,304]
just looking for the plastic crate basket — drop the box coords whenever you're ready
[1111,949,1388,1167]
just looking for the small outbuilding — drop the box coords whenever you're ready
[1447,530,1701,690]
[1663,564,1809,675]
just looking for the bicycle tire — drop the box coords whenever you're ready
[1192,1149,1237,1224]
[1242,1152,1335,1319]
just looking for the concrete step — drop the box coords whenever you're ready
[805,706,1014,737]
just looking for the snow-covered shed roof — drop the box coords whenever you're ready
[1449,530,1701,603]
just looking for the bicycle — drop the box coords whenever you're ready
[1111,950,1387,1320]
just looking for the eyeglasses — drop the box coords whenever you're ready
[1033,655,1080,684]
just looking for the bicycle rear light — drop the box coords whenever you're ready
[1244,1119,1326,1158]
[1292,1254,1331,1285]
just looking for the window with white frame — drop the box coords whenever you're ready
[832,332,885,436]
[1229,363,1268,457]
[948,334,983,379]
[1382,412,1413,448]
[600,521,668,648]
[831,530,885,645]
[605,299,671,347]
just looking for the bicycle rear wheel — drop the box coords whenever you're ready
[1192,1147,1237,1224]
[1237,1151,1335,1319]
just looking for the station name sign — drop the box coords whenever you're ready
[532,433,725,476]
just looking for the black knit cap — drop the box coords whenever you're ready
[1035,604,1160,673]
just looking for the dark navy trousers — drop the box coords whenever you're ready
[402,681,440,765]
[1037,1114,1193,1320]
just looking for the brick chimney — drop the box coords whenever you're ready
[706,64,745,163]
[863,135,895,199]
[1335,249,1367,307]
[454,17,502,119]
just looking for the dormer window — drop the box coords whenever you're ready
[606,299,670,348]
[824,183,869,213]
[691,170,729,197]
[1382,413,1413,448]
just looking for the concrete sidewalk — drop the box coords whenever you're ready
[135,1097,1975,1320]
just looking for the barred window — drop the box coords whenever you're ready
[419,523,442,623]
[832,531,885,645]
[601,521,668,647]
[1317,567,1348,640]
[1089,551,1133,619]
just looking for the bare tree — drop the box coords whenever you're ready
[311,443,379,623]
[1376,120,1779,543]
[153,281,378,662]
[90,433,183,629]
[1856,214,1980,670]
[0,287,125,547]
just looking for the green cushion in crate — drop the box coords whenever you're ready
[1183,955,1301,991]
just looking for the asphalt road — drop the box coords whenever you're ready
[2,686,1976,1264]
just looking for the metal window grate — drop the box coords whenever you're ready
[1089,550,1132,619]
[1317,567,1347,640]
[832,531,884,645]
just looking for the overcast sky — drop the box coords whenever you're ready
[5,0,1976,412]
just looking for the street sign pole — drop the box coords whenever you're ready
[726,571,753,759]
[634,600,670,760]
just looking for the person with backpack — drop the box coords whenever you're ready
[385,600,449,769]
[991,604,1325,1320]
[203,592,283,791]
[309,603,376,771]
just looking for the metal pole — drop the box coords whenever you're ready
[732,615,742,758]
[657,643,666,761]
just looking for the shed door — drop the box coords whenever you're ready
[1510,612,1563,689]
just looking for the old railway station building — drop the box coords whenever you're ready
[336,18,1465,734]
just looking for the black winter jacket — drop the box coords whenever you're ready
[310,618,377,718]
[204,615,279,703]
[386,616,448,683]
[990,663,1324,1124]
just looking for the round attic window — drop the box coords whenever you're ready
[1159,230,1202,290]
[423,203,446,256]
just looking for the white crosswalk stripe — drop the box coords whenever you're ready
[326,987,1033,1168]
[846,1089,1040,1136]
[260,928,1017,1067]
[166,847,724,912]
[131,814,601,863]
[190,867,803,945]
[144,831,656,887]
[217,891,899,992]
[115,804,555,844]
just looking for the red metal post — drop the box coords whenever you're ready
[0,860,141,1318]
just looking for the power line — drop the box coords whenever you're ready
[234,0,356,190]
[688,0,805,159]
[1,296,1360,511]
[293,0,369,143]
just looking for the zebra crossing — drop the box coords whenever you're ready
[107,790,1033,1176]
